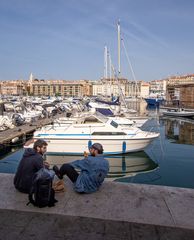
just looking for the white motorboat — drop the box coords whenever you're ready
[38,112,148,133]
[108,116,148,128]
[163,109,194,117]
[0,115,15,131]
[25,114,159,155]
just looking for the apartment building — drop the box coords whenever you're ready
[149,79,167,95]
[0,80,25,95]
[167,74,194,85]
[92,78,150,98]
[29,79,92,97]
[166,74,194,105]
[126,81,149,98]
[92,78,128,96]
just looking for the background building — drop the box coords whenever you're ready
[92,78,127,97]
[166,74,194,107]
[0,80,26,96]
[29,79,92,97]
[149,79,167,95]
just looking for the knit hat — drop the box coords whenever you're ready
[90,143,104,153]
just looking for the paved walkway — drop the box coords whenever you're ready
[0,173,194,239]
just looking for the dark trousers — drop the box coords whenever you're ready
[59,163,79,183]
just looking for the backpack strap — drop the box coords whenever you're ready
[27,185,37,206]
[27,193,36,206]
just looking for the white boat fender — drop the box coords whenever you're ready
[88,140,92,150]
[12,137,19,144]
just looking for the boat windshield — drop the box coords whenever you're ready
[95,112,109,123]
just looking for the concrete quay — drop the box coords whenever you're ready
[0,173,194,239]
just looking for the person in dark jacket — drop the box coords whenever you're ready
[53,143,109,193]
[14,139,48,193]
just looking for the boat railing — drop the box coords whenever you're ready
[72,124,105,128]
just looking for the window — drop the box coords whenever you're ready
[110,120,118,128]
[91,132,126,135]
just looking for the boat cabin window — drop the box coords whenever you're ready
[110,120,118,128]
[119,124,133,127]
[91,132,127,136]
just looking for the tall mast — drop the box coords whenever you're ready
[103,46,108,97]
[117,21,127,107]
[117,20,121,77]
[104,45,108,79]
[108,49,112,80]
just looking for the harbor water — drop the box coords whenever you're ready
[1,104,194,189]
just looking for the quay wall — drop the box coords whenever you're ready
[0,173,194,239]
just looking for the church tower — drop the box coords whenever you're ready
[29,72,34,84]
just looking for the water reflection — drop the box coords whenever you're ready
[0,148,24,174]
[126,99,147,115]
[46,151,158,181]
[161,116,194,145]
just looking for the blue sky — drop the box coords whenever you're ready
[0,0,194,81]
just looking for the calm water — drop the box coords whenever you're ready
[1,107,194,189]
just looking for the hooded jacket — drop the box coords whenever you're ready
[14,148,44,193]
[70,155,109,193]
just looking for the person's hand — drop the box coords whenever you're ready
[44,161,50,169]
[84,151,88,158]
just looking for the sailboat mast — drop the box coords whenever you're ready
[104,46,108,96]
[117,21,121,77]
[104,46,108,79]
[116,21,128,108]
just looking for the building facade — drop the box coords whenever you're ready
[0,80,26,95]
[29,79,92,97]
[167,74,194,86]
[166,74,194,107]
[92,78,149,98]
[149,79,167,95]
[92,78,128,97]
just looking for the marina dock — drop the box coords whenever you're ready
[0,115,61,146]
[0,173,194,239]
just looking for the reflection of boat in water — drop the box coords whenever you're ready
[160,116,194,145]
[46,151,158,181]
[106,152,158,180]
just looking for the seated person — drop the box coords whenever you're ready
[53,143,109,193]
[14,139,52,193]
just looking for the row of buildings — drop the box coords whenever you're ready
[0,75,151,98]
[0,74,194,107]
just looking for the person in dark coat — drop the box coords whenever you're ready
[14,139,48,193]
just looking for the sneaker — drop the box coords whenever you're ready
[53,165,63,179]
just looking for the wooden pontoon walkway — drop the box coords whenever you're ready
[0,115,60,145]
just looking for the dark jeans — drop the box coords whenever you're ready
[59,163,79,183]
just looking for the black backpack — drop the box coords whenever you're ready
[27,168,58,208]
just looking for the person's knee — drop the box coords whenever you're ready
[60,163,73,173]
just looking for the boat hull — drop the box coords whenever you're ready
[32,136,159,155]
[144,98,164,106]
[163,111,194,117]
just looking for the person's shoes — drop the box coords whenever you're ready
[53,165,63,179]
